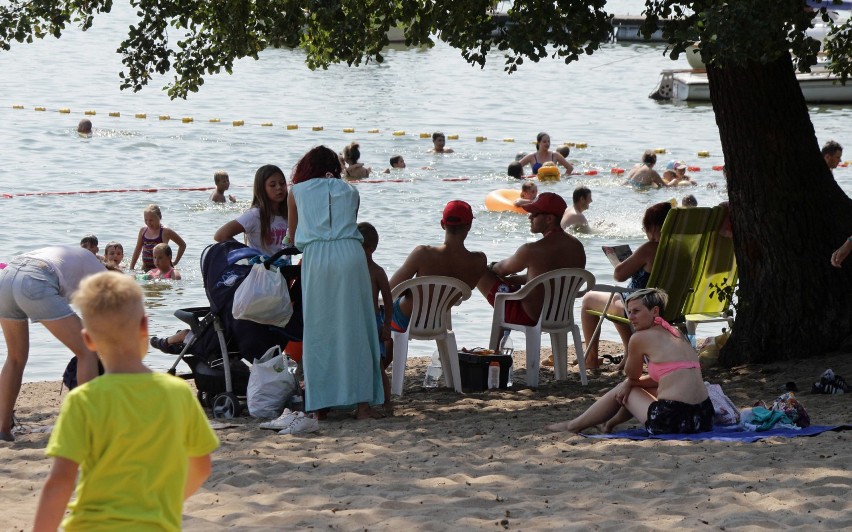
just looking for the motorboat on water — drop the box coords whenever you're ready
[650,67,852,103]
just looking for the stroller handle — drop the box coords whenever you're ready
[263,246,301,269]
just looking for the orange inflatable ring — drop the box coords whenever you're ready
[536,165,560,181]
[485,189,526,214]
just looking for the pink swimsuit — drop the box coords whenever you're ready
[647,360,701,382]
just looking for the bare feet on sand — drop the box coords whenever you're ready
[545,421,579,433]
[354,404,385,420]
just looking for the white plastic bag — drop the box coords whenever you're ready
[247,346,297,418]
[232,263,293,327]
[705,381,741,425]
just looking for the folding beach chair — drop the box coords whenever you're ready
[681,207,737,339]
[584,206,720,354]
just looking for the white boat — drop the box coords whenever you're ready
[650,68,852,104]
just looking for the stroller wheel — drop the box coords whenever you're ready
[212,392,242,419]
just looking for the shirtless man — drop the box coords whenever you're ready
[389,200,488,327]
[561,186,592,232]
[624,150,669,188]
[430,132,455,153]
[477,192,586,325]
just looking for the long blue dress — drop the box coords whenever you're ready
[293,178,384,411]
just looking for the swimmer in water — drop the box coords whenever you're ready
[517,132,574,176]
[513,181,538,207]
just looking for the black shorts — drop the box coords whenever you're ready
[645,397,714,435]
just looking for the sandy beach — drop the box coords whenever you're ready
[2,340,850,531]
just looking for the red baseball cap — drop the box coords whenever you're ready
[522,192,568,217]
[442,200,475,226]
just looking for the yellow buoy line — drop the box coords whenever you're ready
[7,102,736,159]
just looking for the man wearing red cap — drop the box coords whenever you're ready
[388,200,488,331]
[477,192,586,325]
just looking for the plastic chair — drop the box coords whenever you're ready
[487,268,595,387]
[390,276,472,396]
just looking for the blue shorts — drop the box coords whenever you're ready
[375,307,387,359]
[390,297,410,332]
[0,257,76,322]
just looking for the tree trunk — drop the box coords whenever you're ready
[707,55,852,364]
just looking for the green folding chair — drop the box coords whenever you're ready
[583,206,719,356]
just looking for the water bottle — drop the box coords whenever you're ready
[499,330,514,356]
[499,331,514,388]
[488,361,501,389]
[289,394,304,412]
[423,349,443,388]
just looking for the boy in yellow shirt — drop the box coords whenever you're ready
[33,272,219,531]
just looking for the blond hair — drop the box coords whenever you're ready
[73,272,145,345]
[143,204,162,220]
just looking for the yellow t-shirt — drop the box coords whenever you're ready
[46,372,220,531]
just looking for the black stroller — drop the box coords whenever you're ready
[166,240,302,419]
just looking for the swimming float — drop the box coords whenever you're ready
[485,189,526,214]
[536,165,560,181]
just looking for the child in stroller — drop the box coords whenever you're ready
[156,240,302,418]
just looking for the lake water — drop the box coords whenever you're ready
[1,1,850,382]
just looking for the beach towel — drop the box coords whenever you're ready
[581,424,850,442]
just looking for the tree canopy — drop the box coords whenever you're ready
[2,1,851,363]
[1,1,850,99]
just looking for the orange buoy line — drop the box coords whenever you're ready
[1,186,217,199]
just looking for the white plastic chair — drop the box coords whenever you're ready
[390,276,472,396]
[488,268,595,387]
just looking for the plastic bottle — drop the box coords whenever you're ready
[423,349,443,388]
[488,361,501,389]
[499,331,514,388]
[289,394,304,412]
[499,330,514,356]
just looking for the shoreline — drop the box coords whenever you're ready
[2,341,851,530]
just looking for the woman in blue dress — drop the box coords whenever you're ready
[287,146,384,420]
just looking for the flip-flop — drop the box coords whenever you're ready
[601,354,624,365]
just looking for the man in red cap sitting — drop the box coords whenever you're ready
[477,192,586,325]
[389,200,489,332]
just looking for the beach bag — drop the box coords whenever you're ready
[232,263,293,328]
[769,392,810,428]
[704,382,740,425]
[247,346,297,418]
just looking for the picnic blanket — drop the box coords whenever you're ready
[581,424,851,442]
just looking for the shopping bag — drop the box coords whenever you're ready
[247,346,297,418]
[232,263,293,327]
[704,381,741,425]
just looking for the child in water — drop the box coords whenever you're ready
[210,170,236,203]
[104,241,125,270]
[129,204,186,271]
[513,180,538,207]
[33,272,218,531]
[146,243,181,280]
[357,222,393,415]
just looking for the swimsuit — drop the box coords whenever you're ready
[620,268,651,306]
[647,360,701,382]
[645,397,714,435]
[485,280,536,326]
[390,297,410,333]
[375,306,387,359]
[531,153,554,175]
[141,228,164,271]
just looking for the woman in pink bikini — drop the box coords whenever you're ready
[547,288,712,435]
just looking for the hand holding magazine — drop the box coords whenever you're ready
[602,245,632,268]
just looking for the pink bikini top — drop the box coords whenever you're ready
[647,360,701,382]
[645,316,699,381]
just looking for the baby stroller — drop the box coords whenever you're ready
[166,240,302,419]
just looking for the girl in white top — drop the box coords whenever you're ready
[214,165,289,258]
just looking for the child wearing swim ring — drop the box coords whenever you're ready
[214,164,289,259]
[513,181,538,207]
[129,204,186,271]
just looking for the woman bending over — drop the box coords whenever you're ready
[547,288,712,435]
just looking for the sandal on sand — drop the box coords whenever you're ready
[601,354,624,366]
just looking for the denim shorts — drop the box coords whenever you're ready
[0,257,75,322]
